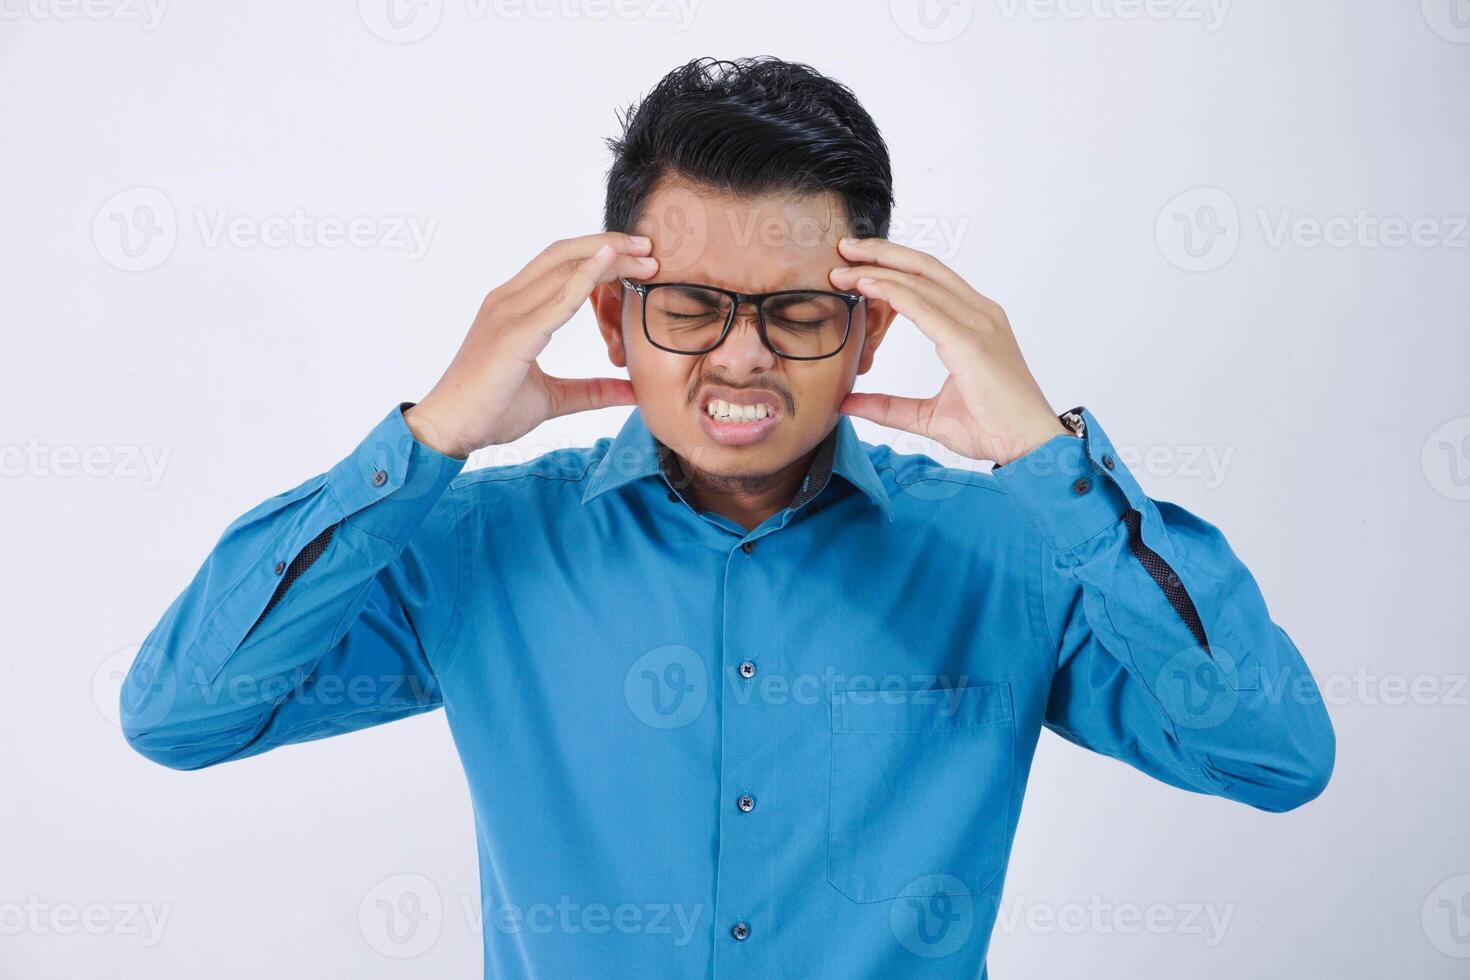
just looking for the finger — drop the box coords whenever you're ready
[830,264,974,328]
[502,236,653,305]
[501,244,620,345]
[548,244,622,324]
[841,390,934,437]
[836,237,978,301]
[501,232,654,298]
[509,248,656,332]
[544,374,637,418]
[845,274,971,354]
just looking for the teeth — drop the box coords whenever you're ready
[706,398,771,422]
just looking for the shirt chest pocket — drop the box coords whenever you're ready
[827,683,1015,904]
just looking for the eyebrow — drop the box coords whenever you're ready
[664,285,725,303]
[763,292,831,311]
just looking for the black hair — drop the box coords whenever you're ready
[602,56,894,241]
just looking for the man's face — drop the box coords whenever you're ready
[593,176,895,483]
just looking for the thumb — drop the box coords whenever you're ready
[545,375,637,419]
[841,391,931,436]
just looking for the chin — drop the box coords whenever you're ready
[691,430,798,473]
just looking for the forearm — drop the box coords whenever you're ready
[996,408,1335,811]
[120,402,465,769]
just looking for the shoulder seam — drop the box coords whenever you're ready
[861,442,1008,498]
[450,447,603,489]
[867,442,1006,497]
[891,468,1006,496]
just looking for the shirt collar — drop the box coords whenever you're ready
[580,406,894,521]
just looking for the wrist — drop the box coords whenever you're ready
[403,401,472,460]
[992,416,1071,467]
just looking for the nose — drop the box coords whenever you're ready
[706,307,777,375]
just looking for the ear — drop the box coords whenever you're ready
[854,297,899,375]
[591,281,629,368]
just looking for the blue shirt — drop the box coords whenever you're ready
[121,401,1335,978]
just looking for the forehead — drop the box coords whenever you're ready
[632,176,852,292]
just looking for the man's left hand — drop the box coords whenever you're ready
[829,236,1069,466]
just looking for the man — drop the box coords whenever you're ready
[121,56,1335,978]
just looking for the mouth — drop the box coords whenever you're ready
[696,387,784,447]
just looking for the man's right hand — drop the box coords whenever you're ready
[403,233,659,459]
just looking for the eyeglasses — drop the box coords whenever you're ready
[619,278,864,361]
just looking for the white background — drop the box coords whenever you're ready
[3,1,1468,976]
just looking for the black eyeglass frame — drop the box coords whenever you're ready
[619,277,865,361]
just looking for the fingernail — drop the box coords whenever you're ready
[638,256,658,269]
[839,237,859,247]
[830,266,852,275]
[857,277,876,287]
[629,235,652,247]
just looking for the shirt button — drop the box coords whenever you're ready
[741,541,755,554]
[371,469,388,487]
[1072,477,1091,495]
[1101,453,1116,470]
[737,794,755,812]
[738,660,757,679]
[731,922,750,941]
[273,560,286,575]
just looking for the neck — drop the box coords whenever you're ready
[676,443,820,532]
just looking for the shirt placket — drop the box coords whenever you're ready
[655,431,837,975]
